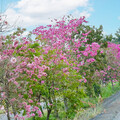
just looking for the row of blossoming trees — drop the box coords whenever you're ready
[0,17,120,120]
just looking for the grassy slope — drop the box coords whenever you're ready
[74,82,120,120]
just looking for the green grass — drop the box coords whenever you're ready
[26,115,56,120]
[101,82,120,99]
[0,109,6,114]
[74,104,102,120]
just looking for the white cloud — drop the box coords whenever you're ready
[80,11,91,18]
[88,7,94,12]
[4,0,92,27]
[118,16,120,20]
[72,10,91,19]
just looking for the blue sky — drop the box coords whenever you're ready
[0,0,120,36]
[87,0,120,35]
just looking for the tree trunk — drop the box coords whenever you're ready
[12,105,17,120]
[63,96,68,112]
[32,116,35,120]
[54,101,59,119]
[46,87,52,120]
[5,100,11,120]
[53,94,59,119]
[46,109,51,120]
[111,79,114,89]
[38,94,44,116]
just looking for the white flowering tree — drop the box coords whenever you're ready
[0,14,16,34]
[0,38,18,120]
[0,27,26,120]
[0,7,20,118]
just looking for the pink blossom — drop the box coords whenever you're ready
[86,58,95,63]
[42,72,47,76]
[10,57,17,63]
[31,113,35,117]
[37,102,41,105]
[37,110,42,117]
[100,50,103,54]
[14,115,19,119]
[29,100,33,103]
[10,98,16,102]
[82,31,91,36]
[55,88,59,90]
[0,55,2,60]
[83,51,88,56]
[29,89,33,94]
[79,79,83,82]
[84,78,87,83]
[1,92,6,98]
[14,40,19,46]
[41,81,45,84]
[37,74,42,78]
[27,63,34,68]
[48,103,53,106]
[14,81,18,86]
[22,102,27,106]
[63,68,68,73]
[65,72,69,75]
[0,106,4,110]
[18,94,23,98]
[34,106,39,110]
[77,54,81,58]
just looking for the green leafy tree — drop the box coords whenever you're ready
[114,28,120,44]
[71,24,108,97]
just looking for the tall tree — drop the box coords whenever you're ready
[114,28,120,44]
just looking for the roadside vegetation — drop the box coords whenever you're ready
[0,16,120,120]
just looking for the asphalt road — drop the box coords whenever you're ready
[90,91,120,120]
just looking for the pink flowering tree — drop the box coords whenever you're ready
[92,42,120,90]
[33,17,109,97]
[13,38,84,119]
[104,42,120,87]
[0,23,84,120]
